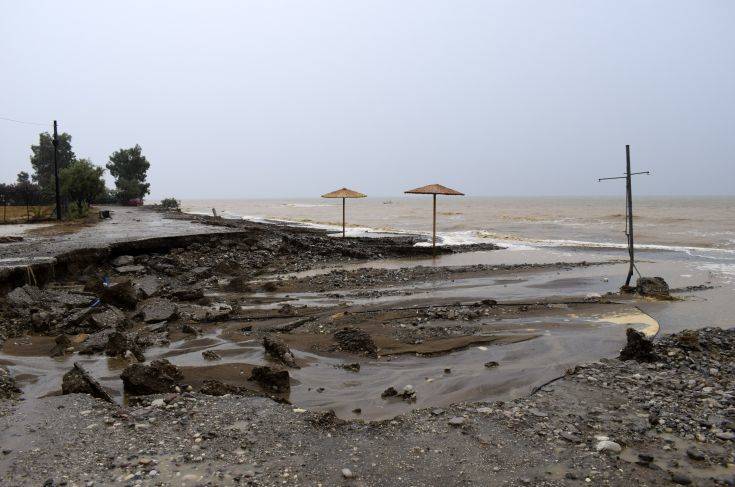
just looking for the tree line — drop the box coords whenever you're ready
[0,131,151,218]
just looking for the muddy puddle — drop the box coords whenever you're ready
[1,303,659,421]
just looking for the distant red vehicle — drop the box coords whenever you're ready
[124,198,143,206]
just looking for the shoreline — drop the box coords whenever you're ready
[0,206,733,485]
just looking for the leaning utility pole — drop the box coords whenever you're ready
[53,120,62,220]
[599,145,650,289]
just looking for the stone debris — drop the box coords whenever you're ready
[138,298,178,323]
[262,336,299,368]
[334,327,378,357]
[96,280,139,310]
[111,255,135,267]
[201,350,221,361]
[120,359,183,395]
[105,331,145,362]
[249,366,290,393]
[619,328,658,362]
[636,276,670,298]
[61,362,114,403]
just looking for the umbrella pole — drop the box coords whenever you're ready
[432,194,436,254]
[342,197,346,238]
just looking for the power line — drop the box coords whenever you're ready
[0,116,49,127]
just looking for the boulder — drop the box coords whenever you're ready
[89,306,128,330]
[61,362,114,403]
[636,277,670,298]
[120,359,183,395]
[202,350,221,361]
[135,275,161,299]
[619,328,657,362]
[77,329,115,355]
[138,298,178,323]
[111,255,134,266]
[115,265,147,274]
[263,336,299,368]
[249,366,290,392]
[105,331,145,362]
[98,280,138,310]
[50,334,72,357]
[334,327,378,357]
[7,285,45,307]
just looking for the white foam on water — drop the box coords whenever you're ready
[282,203,336,208]
[183,208,735,262]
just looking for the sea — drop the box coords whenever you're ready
[182,196,733,250]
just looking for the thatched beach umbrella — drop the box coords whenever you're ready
[321,187,367,237]
[405,184,465,251]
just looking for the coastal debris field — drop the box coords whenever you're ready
[0,208,732,486]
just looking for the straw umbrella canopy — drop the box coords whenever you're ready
[321,187,367,237]
[404,184,465,251]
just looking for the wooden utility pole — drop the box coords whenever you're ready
[432,194,437,252]
[599,145,650,288]
[53,120,62,220]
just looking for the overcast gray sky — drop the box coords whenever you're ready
[1,1,733,198]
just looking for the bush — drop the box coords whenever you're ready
[66,202,90,220]
[160,197,180,210]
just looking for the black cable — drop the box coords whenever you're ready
[0,116,48,127]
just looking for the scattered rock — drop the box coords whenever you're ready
[381,386,398,399]
[334,327,378,357]
[6,285,45,307]
[49,334,72,357]
[484,361,499,368]
[686,448,705,461]
[202,350,221,361]
[448,417,466,427]
[636,276,670,298]
[676,329,701,350]
[135,275,161,299]
[111,255,134,266]
[337,363,360,372]
[115,265,147,274]
[138,298,178,323]
[249,366,290,392]
[199,379,246,396]
[619,328,657,362]
[671,473,692,485]
[61,362,114,403]
[97,280,138,310]
[595,440,622,454]
[105,331,145,362]
[263,336,298,368]
[120,359,183,395]
[88,306,128,330]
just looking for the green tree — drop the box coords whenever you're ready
[30,132,76,200]
[106,144,150,203]
[16,171,30,184]
[60,159,106,215]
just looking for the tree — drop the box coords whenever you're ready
[106,145,150,203]
[14,174,42,222]
[30,132,76,200]
[60,159,106,215]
